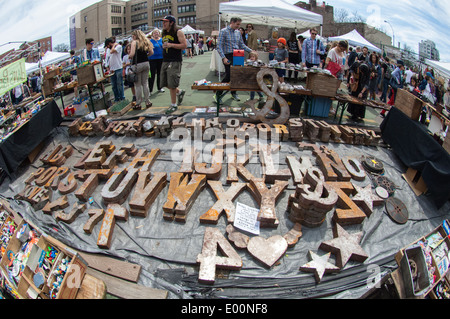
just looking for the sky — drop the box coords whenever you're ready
[0,0,449,62]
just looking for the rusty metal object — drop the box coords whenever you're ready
[58,172,78,195]
[194,148,224,180]
[15,185,51,210]
[97,204,129,249]
[327,181,366,225]
[299,251,340,283]
[285,155,313,185]
[226,153,239,184]
[42,195,69,215]
[44,167,69,190]
[155,116,175,138]
[319,223,368,269]
[297,141,322,154]
[315,147,351,181]
[272,124,289,142]
[40,145,73,166]
[257,143,291,184]
[129,171,167,217]
[91,115,107,136]
[288,167,338,228]
[196,227,242,284]
[351,183,384,217]
[75,169,113,202]
[247,68,290,125]
[361,155,384,175]
[101,167,139,205]
[385,197,409,224]
[162,173,206,222]
[34,167,58,186]
[316,120,332,143]
[225,224,249,249]
[340,126,354,144]
[247,235,288,268]
[330,125,342,142]
[103,121,118,137]
[74,149,92,169]
[25,167,46,185]
[84,141,116,169]
[55,203,86,224]
[256,123,271,140]
[199,181,246,224]
[186,118,205,140]
[342,157,366,181]
[288,118,304,142]
[374,175,396,196]
[179,147,198,174]
[68,118,82,136]
[83,209,105,234]
[205,117,222,130]
[128,148,160,172]
[249,178,288,228]
[283,223,303,248]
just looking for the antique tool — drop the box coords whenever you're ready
[374,175,396,196]
[385,197,409,224]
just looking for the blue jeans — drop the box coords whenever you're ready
[110,68,125,101]
[380,77,390,102]
[250,91,263,100]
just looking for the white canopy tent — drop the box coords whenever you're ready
[219,0,323,30]
[425,59,450,80]
[328,29,381,53]
[182,25,205,35]
[26,51,71,74]
[297,29,325,41]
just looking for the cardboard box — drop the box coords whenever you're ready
[77,64,104,86]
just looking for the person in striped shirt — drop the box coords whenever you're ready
[301,27,325,68]
[215,17,255,103]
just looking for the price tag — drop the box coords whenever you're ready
[234,202,260,235]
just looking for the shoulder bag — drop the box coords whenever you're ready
[126,49,138,83]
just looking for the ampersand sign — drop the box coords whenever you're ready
[245,68,290,125]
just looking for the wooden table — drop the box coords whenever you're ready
[334,94,391,124]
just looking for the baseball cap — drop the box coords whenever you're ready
[161,15,176,23]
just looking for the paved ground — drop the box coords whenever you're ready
[56,50,384,128]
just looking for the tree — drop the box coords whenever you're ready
[54,43,69,52]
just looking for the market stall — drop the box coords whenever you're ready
[328,29,382,53]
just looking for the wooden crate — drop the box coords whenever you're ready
[395,89,424,121]
[77,64,103,86]
[43,68,61,80]
[230,66,261,91]
[19,234,88,299]
[306,72,341,98]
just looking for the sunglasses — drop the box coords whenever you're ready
[311,33,318,35]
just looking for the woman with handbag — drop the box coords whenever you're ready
[325,40,348,80]
[129,30,154,110]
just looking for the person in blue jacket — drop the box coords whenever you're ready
[148,29,164,96]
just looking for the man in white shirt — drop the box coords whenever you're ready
[105,38,125,102]
[404,68,414,85]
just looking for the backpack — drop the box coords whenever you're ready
[384,63,393,80]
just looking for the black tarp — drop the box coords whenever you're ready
[1,115,449,299]
[380,107,450,208]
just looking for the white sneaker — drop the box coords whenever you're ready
[159,89,165,93]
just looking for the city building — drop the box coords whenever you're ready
[419,40,440,61]
[69,0,228,51]
[0,36,52,68]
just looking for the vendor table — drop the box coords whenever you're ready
[0,99,63,178]
[334,94,391,124]
[380,106,450,208]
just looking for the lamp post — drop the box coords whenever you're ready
[384,20,395,47]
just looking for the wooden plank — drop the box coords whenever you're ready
[86,268,168,299]
[76,273,107,299]
[79,252,141,283]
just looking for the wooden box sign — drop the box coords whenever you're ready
[43,68,61,80]
[230,66,261,91]
[306,72,341,98]
[395,89,423,121]
[77,64,104,86]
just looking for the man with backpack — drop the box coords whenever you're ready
[380,57,393,103]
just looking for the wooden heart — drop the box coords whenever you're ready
[247,235,288,268]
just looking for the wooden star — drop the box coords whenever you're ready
[319,223,368,269]
[300,250,340,283]
[352,183,384,217]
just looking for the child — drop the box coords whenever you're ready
[274,38,289,83]
[248,51,265,102]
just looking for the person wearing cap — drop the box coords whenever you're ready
[215,17,255,103]
[160,15,187,114]
[301,28,325,68]
[104,37,125,103]
[273,37,289,83]
[389,60,405,102]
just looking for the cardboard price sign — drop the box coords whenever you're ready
[0,58,27,96]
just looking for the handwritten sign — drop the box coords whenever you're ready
[0,58,27,96]
[234,202,260,235]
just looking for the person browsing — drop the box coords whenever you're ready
[215,17,255,103]
[301,28,325,68]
